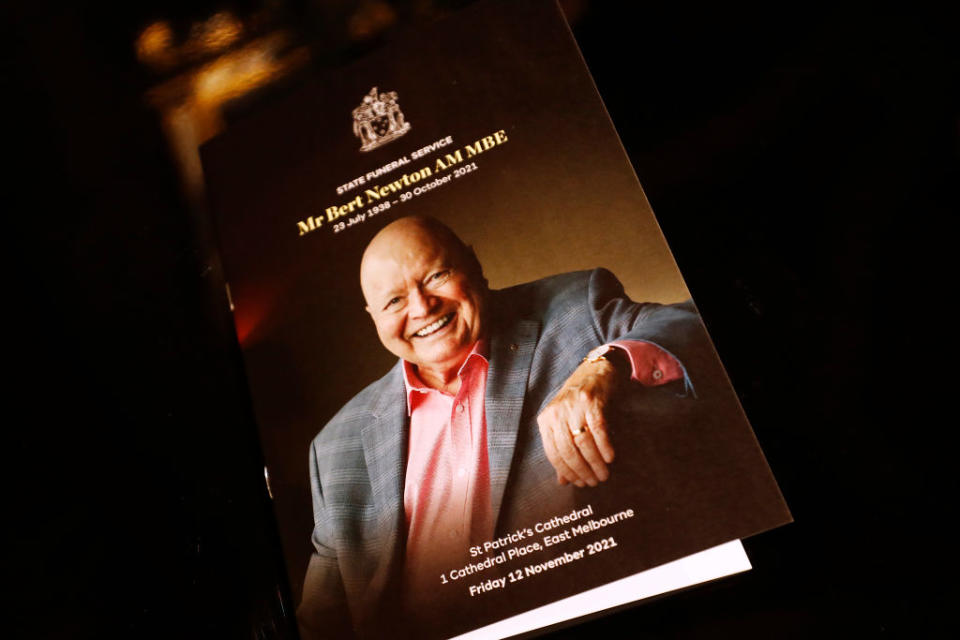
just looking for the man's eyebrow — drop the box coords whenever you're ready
[380,289,403,302]
[379,284,407,301]
[426,262,452,275]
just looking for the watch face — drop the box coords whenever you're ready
[587,344,612,361]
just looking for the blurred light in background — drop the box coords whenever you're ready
[138,10,308,207]
[187,11,243,56]
[135,21,177,71]
[348,1,398,41]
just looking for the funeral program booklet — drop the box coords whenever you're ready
[201,1,791,637]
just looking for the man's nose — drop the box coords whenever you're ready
[407,287,437,317]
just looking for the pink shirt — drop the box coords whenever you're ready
[402,342,492,594]
[401,340,683,593]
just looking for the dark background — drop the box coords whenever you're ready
[8,1,954,638]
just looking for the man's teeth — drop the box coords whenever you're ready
[415,313,454,337]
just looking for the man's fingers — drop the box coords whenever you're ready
[568,395,609,481]
[550,430,582,486]
[539,417,581,485]
[584,403,615,465]
[572,429,609,482]
[537,374,619,488]
[554,423,599,487]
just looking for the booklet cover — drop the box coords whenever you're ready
[201,1,791,637]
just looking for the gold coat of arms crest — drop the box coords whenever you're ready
[352,87,411,152]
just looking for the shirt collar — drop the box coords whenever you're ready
[401,340,488,415]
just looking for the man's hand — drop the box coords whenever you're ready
[536,358,622,487]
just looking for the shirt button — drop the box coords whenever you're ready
[456,403,465,414]
[652,369,663,380]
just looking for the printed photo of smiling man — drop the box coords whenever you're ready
[297,215,717,638]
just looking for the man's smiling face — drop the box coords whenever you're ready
[360,217,486,384]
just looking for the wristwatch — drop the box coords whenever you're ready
[583,344,631,377]
[584,344,615,363]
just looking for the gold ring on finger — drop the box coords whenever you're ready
[569,425,589,436]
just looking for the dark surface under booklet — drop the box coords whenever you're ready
[201,1,791,637]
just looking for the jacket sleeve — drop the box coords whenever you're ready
[297,440,356,639]
[588,267,705,394]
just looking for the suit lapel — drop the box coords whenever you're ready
[485,316,541,526]
[355,312,542,591]
[359,363,408,601]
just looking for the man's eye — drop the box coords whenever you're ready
[429,270,451,283]
[384,296,402,309]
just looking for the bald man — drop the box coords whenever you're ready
[298,216,703,638]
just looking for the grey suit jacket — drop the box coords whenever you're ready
[298,268,702,638]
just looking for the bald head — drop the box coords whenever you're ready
[360,217,480,293]
[359,216,487,385]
